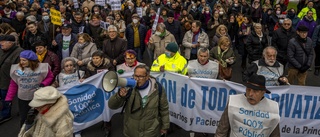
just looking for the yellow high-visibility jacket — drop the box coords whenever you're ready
[151,52,188,75]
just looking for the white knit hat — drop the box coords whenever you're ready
[29,86,62,108]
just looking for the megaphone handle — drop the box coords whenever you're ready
[120,88,132,114]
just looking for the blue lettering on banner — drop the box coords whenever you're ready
[159,76,176,103]
[65,84,104,123]
[239,127,265,137]
[265,93,320,120]
[181,84,196,108]
[201,86,237,110]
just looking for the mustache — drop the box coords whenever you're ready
[246,96,256,101]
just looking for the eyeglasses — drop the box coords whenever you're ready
[283,23,291,26]
[132,75,147,79]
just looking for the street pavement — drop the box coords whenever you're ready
[1,50,319,137]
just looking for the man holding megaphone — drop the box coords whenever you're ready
[108,64,170,137]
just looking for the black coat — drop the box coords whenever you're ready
[287,37,314,69]
[246,31,268,63]
[164,20,182,44]
[271,27,296,65]
[23,30,48,51]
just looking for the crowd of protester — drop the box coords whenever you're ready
[1,0,320,136]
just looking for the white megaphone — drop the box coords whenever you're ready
[102,71,137,92]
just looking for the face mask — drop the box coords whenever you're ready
[205,11,209,14]
[128,6,132,9]
[234,3,238,7]
[276,11,281,14]
[192,6,196,9]
[88,0,91,2]
[219,11,224,15]
[61,19,65,22]
[95,12,99,14]
[191,1,194,4]
[42,16,49,21]
[132,19,138,24]
[155,31,161,35]
[165,51,172,58]
[152,2,154,4]
[167,2,170,5]
[279,19,284,24]
[85,17,89,20]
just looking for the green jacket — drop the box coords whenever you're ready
[108,77,170,137]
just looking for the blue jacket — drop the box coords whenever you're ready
[125,23,147,53]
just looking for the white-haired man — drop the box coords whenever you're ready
[243,46,289,86]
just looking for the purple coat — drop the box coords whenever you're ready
[296,17,317,38]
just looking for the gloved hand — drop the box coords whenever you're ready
[25,108,38,125]
[299,65,310,73]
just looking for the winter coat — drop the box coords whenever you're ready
[296,17,317,38]
[124,9,137,26]
[37,21,57,43]
[246,31,268,63]
[297,7,317,21]
[125,23,147,53]
[70,42,97,66]
[0,45,23,89]
[88,24,104,50]
[189,8,201,20]
[18,96,74,137]
[164,20,182,44]
[182,30,209,60]
[23,30,48,51]
[209,46,236,67]
[287,37,314,69]
[102,37,127,65]
[151,52,188,75]
[54,33,78,60]
[271,27,296,64]
[108,77,170,137]
[148,30,177,59]
[71,20,89,34]
[84,58,114,78]
[243,59,286,86]
[212,33,231,49]
[215,100,281,137]
[41,50,61,77]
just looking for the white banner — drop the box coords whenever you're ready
[136,7,143,18]
[110,0,121,11]
[95,0,105,6]
[58,71,320,136]
[73,0,79,9]
[151,8,161,33]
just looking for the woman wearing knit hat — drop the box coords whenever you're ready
[18,86,74,137]
[4,50,54,127]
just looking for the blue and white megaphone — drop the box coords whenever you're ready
[102,71,136,92]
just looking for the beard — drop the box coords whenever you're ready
[265,58,275,66]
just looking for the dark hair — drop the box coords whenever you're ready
[92,50,104,58]
[134,64,150,75]
[33,41,47,47]
[27,21,37,26]
[193,20,201,27]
